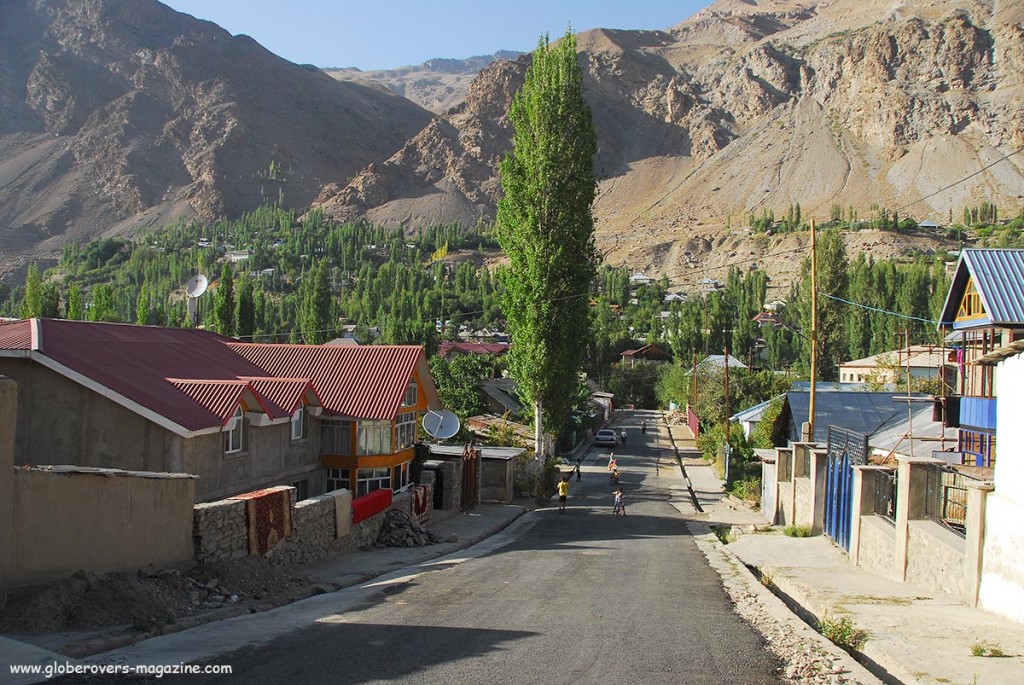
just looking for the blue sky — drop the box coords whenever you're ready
[161,1,708,71]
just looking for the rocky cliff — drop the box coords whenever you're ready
[0,0,433,274]
[314,0,1024,281]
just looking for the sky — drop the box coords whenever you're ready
[160,1,708,71]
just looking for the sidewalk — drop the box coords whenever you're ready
[665,423,1024,685]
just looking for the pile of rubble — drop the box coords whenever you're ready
[375,509,443,548]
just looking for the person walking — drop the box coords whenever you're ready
[620,428,627,446]
[607,454,617,472]
[612,486,626,516]
[574,459,582,482]
[557,476,570,514]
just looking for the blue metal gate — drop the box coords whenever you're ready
[824,427,866,551]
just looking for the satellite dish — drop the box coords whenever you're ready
[422,410,460,440]
[186,274,208,298]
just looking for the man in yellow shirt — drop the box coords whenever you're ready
[557,476,570,514]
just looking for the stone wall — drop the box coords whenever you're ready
[194,486,432,566]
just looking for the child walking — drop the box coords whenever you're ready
[612,487,626,516]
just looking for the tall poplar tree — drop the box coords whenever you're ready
[496,30,598,457]
[21,263,42,318]
[213,263,235,336]
[299,258,332,344]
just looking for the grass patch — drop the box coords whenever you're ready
[971,642,1007,657]
[759,569,774,590]
[783,525,812,537]
[818,614,867,651]
[711,525,738,544]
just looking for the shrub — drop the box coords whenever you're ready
[818,615,867,651]
[783,525,812,537]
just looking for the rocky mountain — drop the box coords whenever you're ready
[314,0,1024,286]
[323,51,523,114]
[0,0,433,276]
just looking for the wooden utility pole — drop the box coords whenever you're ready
[808,218,818,442]
[723,346,731,482]
[691,352,698,407]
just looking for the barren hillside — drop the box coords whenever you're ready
[314,0,1024,287]
[0,0,433,276]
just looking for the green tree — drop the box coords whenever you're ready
[429,354,491,421]
[213,263,235,336]
[21,263,42,318]
[40,282,60,318]
[495,30,598,456]
[236,273,256,340]
[88,284,117,322]
[136,280,152,325]
[299,258,332,344]
[66,284,83,321]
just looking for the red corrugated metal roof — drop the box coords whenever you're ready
[0,319,428,433]
[169,380,252,425]
[0,319,32,350]
[243,377,320,415]
[229,343,423,420]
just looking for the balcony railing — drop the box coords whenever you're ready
[959,396,996,431]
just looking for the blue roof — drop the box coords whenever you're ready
[786,391,929,442]
[939,249,1024,330]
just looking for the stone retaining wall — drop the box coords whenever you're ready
[194,485,432,565]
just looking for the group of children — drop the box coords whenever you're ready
[608,453,626,515]
[555,450,627,516]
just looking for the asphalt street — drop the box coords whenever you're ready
[82,411,782,685]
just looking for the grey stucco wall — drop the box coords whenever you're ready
[794,477,812,528]
[0,359,326,502]
[857,515,898,580]
[905,520,967,598]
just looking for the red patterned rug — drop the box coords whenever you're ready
[230,488,292,555]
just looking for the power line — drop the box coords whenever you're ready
[894,146,1024,213]
[820,292,942,325]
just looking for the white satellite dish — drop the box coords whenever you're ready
[422,410,460,440]
[186,274,208,298]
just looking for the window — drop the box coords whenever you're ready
[320,419,351,455]
[357,420,392,455]
[402,380,417,407]
[396,411,417,450]
[292,479,309,500]
[393,461,410,491]
[224,406,246,454]
[327,468,350,492]
[291,406,307,441]
[356,467,391,497]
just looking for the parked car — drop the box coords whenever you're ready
[594,429,620,447]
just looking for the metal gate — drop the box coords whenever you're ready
[824,426,867,550]
[460,442,480,512]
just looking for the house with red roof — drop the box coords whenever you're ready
[0,319,440,502]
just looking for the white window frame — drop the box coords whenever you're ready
[291,406,306,441]
[396,411,417,450]
[401,380,417,407]
[356,467,391,497]
[327,467,350,492]
[225,406,246,454]
[357,419,392,455]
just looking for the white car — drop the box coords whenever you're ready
[594,429,620,447]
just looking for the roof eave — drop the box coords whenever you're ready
[31,351,202,438]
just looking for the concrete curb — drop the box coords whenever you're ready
[687,521,885,685]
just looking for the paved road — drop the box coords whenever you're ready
[63,411,782,684]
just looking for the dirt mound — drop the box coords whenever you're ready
[0,558,308,635]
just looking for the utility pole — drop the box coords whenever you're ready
[808,218,818,442]
[723,346,731,482]
[691,352,698,408]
